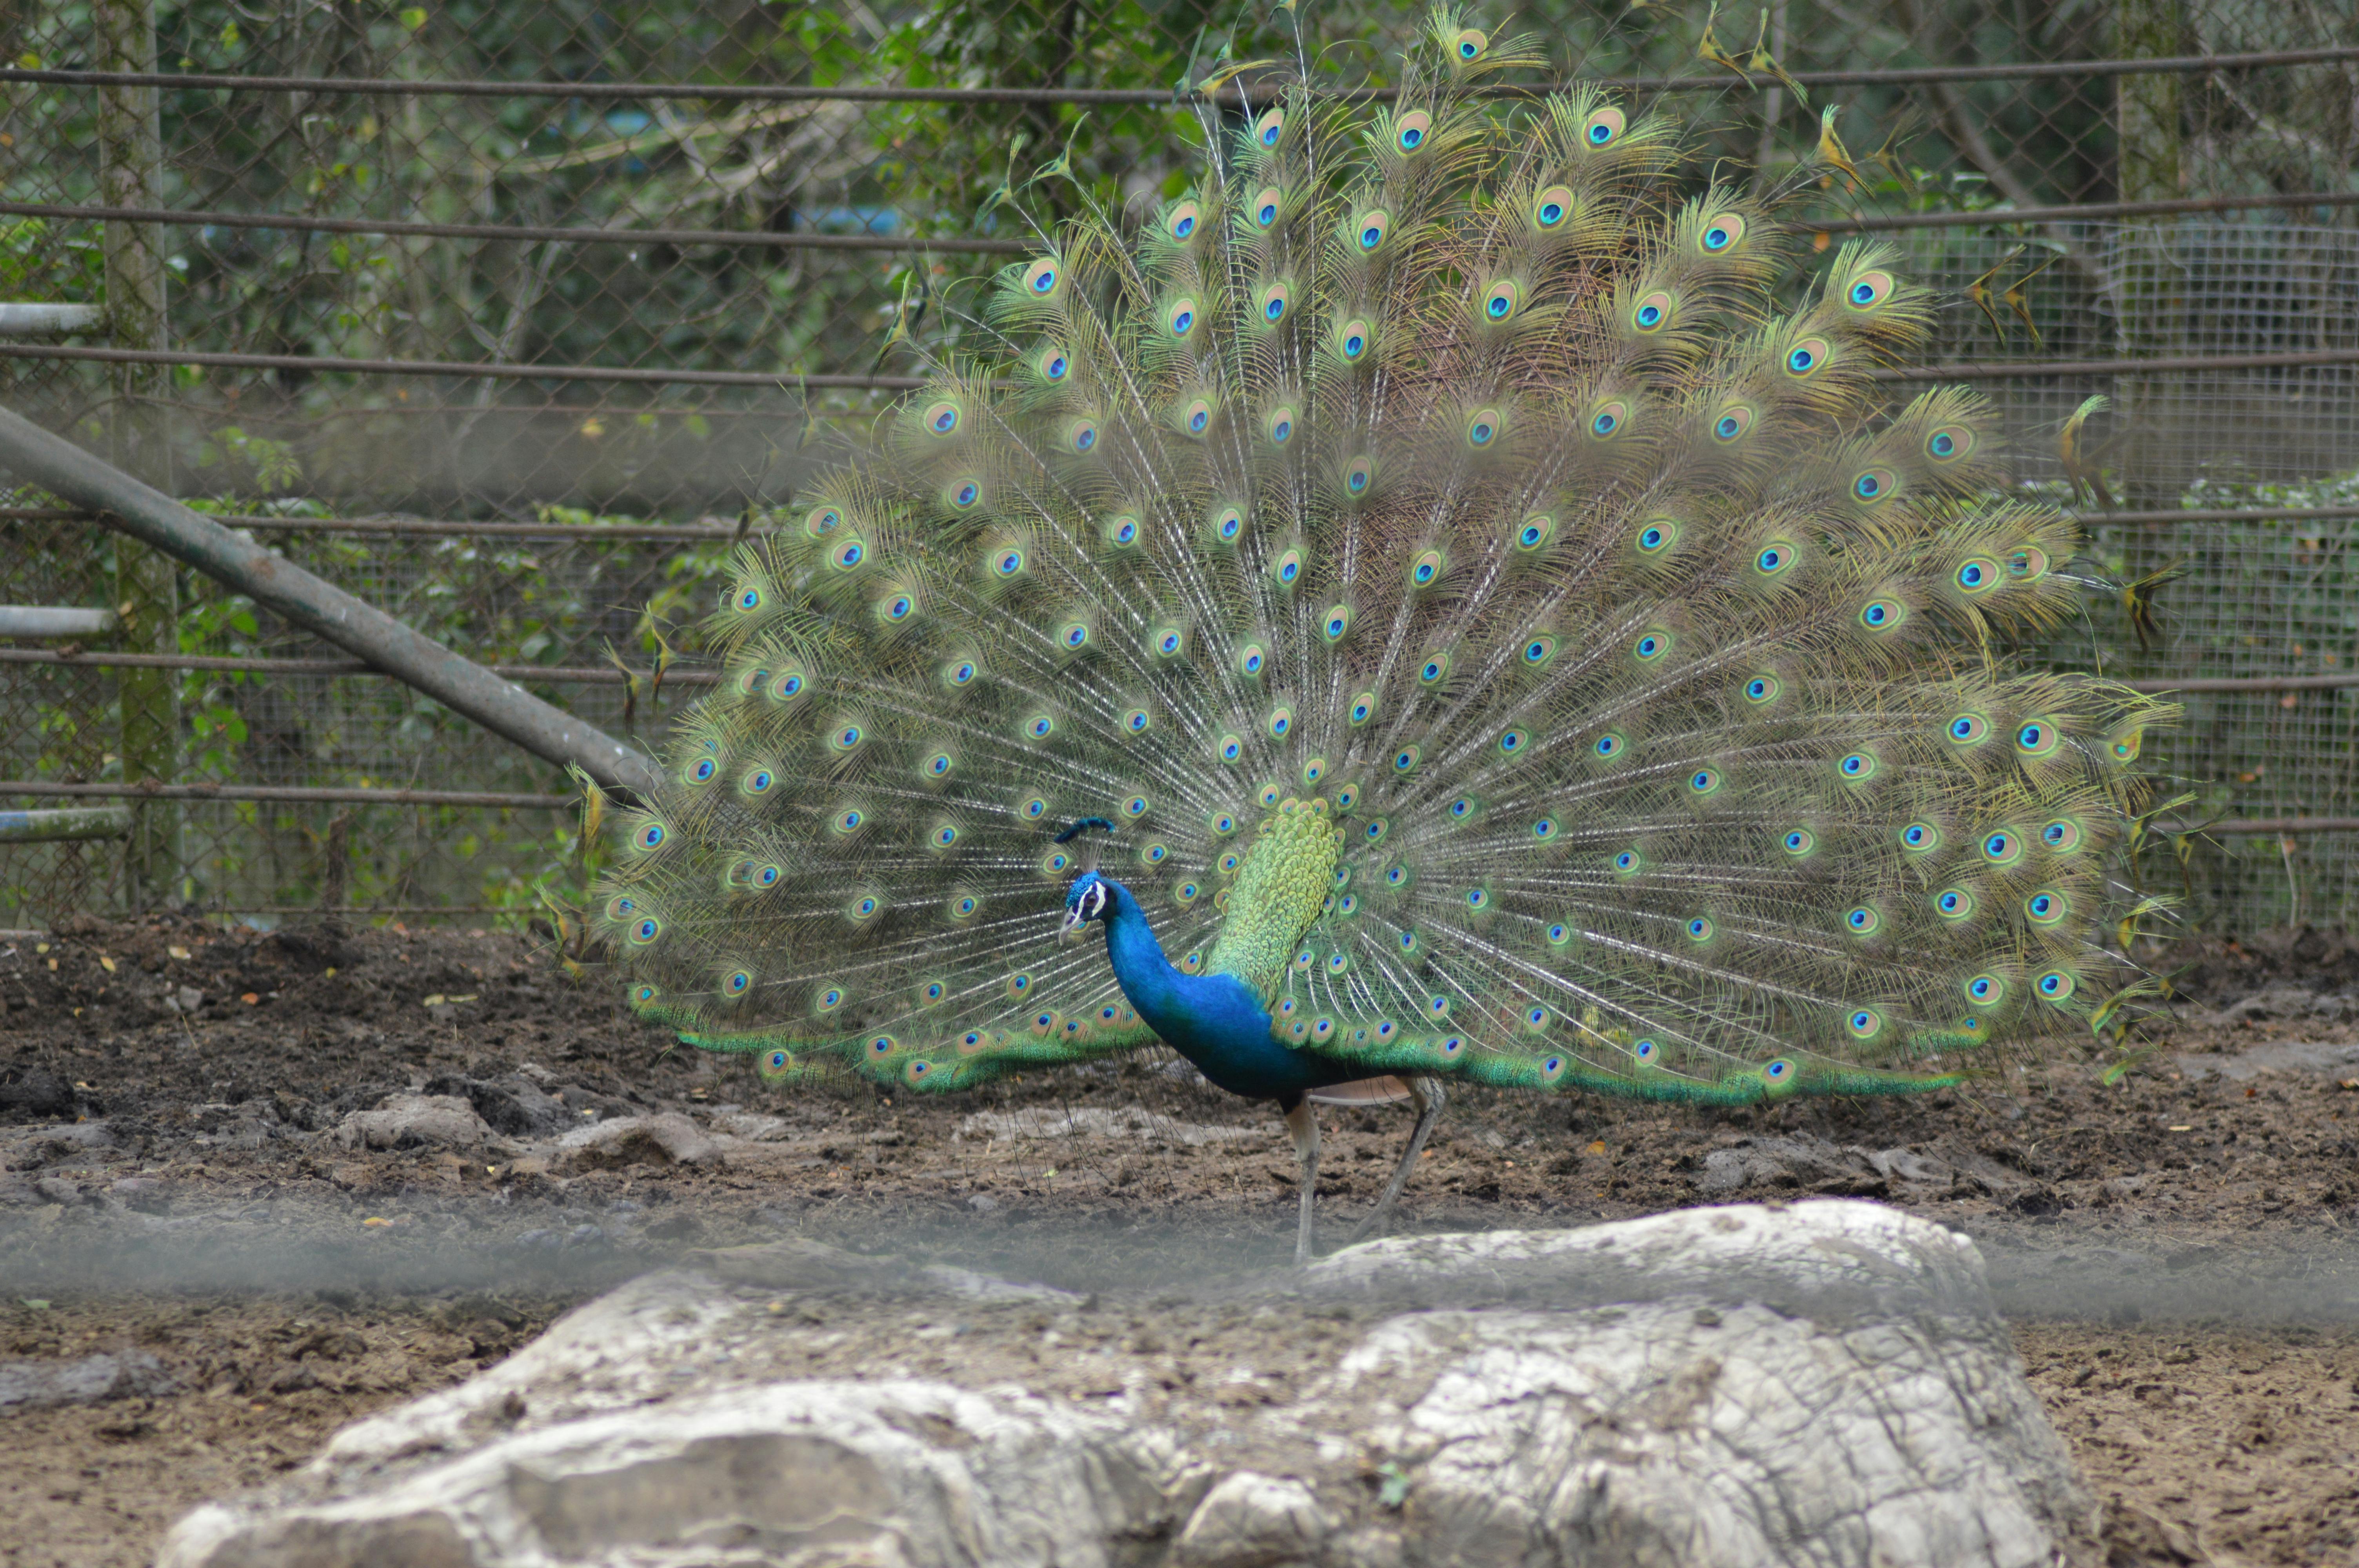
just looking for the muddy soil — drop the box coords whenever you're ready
[2,916,2357,1567]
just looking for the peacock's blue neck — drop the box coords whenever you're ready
[1093,879,1365,1103]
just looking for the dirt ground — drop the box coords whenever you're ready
[3,916,2357,1567]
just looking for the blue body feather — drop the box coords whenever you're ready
[1091,877,1373,1103]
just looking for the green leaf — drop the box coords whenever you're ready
[398,7,427,30]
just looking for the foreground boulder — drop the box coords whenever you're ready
[158,1200,2095,1568]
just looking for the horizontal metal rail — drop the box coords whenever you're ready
[16,190,2359,252]
[0,646,717,685]
[0,200,1029,256]
[2,780,571,808]
[5,44,2357,102]
[1813,189,2359,234]
[0,341,923,390]
[2120,673,2359,693]
[2170,817,2359,835]
[0,303,104,336]
[0,506,750,540]
[17,339,2359,391]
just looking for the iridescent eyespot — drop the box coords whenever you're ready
[1466,409,1499,447]
[1688,768,1720,795]
[1964,973,2003,1003]
[2026,889,2069,925]
[2042,819,2082,852]
[1344,459,1373,495]
[743,769,774,795]
[1106,515,1141,548]
[1901,822,1940,852]
[755,865,781,887]
[802,504,841,537]
[732,584,762,612]
[1590,401,1627,437]
[1858,598,1903,630]
[725,970,751,995]
[1844,905,1880,936]
[2009,545,2051,581]
[1531,815,1557,839]
[1408,549,1445,587]
[1394,111,1431,152]
[1267,706,1293,738]
[931,820,958,844]
[1786,336,1828,376]
[1949,713,1989,744]
[1713,408,1750,441]
[1782,829,1814,855]
[2037,969,2077,1002]
[1024,257,1060,295]
[1060,621,1090,650]
[1453,27,1485,59]
[922,755,953,781]
[1534,185,1573,228]
[1068,420,1099,454]
[832,539,865,570]
[1021,797,1048,820]
[1392,746,1421,773]
[1323,604,1352,640]
[1754,540,1796,576]
[1845,270,1894,309]
[1210,506,1243,541]
[1956,557,1998,593]
[1522,636,1557,666]
[1935,887,1977,920]
[923,399,960,436]
[1124,708,1151,734]
[1465,887,1487,908]
[1982,829,2021,864]
[833,807,864,833]
[1251,187,1281,229]
[770,669,806,701]
[1122,795,1149,818]
[1634,632,1668,661]
[1632,291,1672,331]
[880,593,916,622]
[1744,673,1781,704]
[1594,732,1625,759]
[1483,280,1519,320]
[1355,209,1391,252]
[1613,849,1642,874]
[1637,519,1677,555]
[1685,916,1714,942]
[689,757,716,783]
[632,984,659,1006]
[1845,1008,1885,1040]
[1852,468,1896,503]
[1167,201,1201,242]
[1582,106,1625,147]
[1154,629,1184,657]
[1700,213,1744,252]
[1499,729,1527,754]
[1517,513,1557,551]
[1547,923,1572,946]
[629,916,660,944]
[634,822,666,850]
[1183,399,1214,435]
[1027,715,1056,739]
[2016,717,2060,756]
[1927,425,1974,462]
[1038,345,1069,380]
[1169,298,1198,336]
[1256,107,1284,147]
[1349,693,1376,724]
[1419,654,1448,684]
[1219,735,1243,762]
[946,660,978,687]
[1838,750,1876,780]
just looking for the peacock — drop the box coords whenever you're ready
[586,9,2175,1263]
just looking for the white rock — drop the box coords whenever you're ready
[157,1201,2096,1568]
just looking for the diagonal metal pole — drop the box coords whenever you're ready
[0,404,662,796]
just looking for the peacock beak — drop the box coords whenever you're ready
[1060,905,1087,942]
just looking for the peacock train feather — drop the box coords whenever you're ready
[587,7,2174,1252]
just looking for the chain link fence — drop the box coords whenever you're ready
[4,0,2359,936]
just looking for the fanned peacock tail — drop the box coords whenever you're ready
[587,7,2175,1108]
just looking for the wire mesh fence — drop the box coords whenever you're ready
[6,0,2359,937]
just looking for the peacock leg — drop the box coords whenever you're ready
[1345,1075,1445,1246]
[1284,1096,1320,1265]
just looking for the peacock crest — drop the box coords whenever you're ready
[587,6,2174,1118]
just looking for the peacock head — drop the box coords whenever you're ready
[1061,871,1112,941]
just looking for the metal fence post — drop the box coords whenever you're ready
[2112,0,2188,507]
[93,0,180,912]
